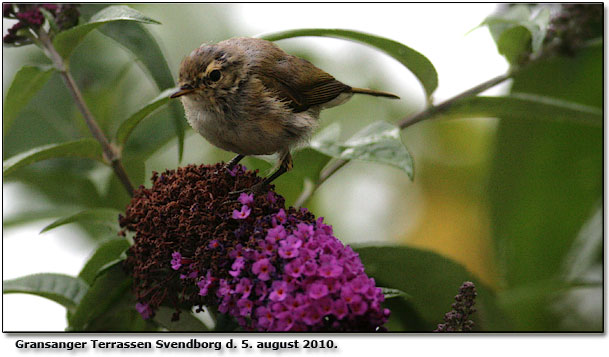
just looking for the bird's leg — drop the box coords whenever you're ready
[229,152,292,196]
[259,151,292,188]
[224,154,245,173]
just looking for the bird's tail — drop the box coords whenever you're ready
[350,87,400,99]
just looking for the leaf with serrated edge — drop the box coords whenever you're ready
[431,94,602,127]
[3,139,103,176]
[68,263,131,330]
[3,66,55,135]
[53,5,160,59]
[310,121,414,179]
[79,238,130,285]
[115,87,176,147]
[4,274,89,313]
[98,21,184,160]
[40,208,122,234]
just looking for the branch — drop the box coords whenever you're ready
[294,72,513,207]
[38,30,135,196]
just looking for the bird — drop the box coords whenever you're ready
[171,37,399,193]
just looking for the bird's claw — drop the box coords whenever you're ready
[228,182,267,197]
[220,198,240,206]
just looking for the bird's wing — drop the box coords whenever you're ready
[254,55,350,113]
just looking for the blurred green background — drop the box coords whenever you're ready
[2,4,602,331]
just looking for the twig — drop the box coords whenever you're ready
[38,30,135,196]
[294,72,513,207]
[396,73,512,129]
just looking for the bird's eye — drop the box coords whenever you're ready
[209,69,221,82]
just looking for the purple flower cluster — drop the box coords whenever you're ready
[544,4,602,56]
[171,202,389,331]
[121,163,389,332]
[3,4,80,45]
[435,281,477,332]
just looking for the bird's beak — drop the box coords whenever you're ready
[170,86,195,98]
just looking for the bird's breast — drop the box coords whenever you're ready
[182,97,241,153]
[180,89,320,156]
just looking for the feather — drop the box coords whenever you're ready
[253,52,351,113]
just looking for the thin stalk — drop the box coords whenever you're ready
[38,30,134,196]
[396,73,512,129]
[294,72,514,207]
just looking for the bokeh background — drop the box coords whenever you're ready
[2,3,602,331]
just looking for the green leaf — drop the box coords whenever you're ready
[40,208,121,234]
[484,5,551,64]
[74,270,155,331]
[98,21,185,161]
[53,5,160,59]
[79,238,130,285]
[432,94,602,127]
[496,279,584,331]
[83,292,156,331]
[354,245,505,331]
[3,274,89,313]
[3,66,55,135]
[103,155,146,211]
[68,262,131,330]
[3,209,76,229]
[115,88,176,147]
[488,42,602,330]
[382,294,427,332]
[258,28,438,98]
[381,287,411,300]
[213,311,241,332]
[3,139,103,176]
[562,203,602,282]
[496,26,532,65]
[310,121,414,179]
[154,307,210,331]
[6,169,106,212]
[489,47,602,283]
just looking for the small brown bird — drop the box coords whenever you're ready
[171,37,399,192]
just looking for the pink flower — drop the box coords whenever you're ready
[266,225,286,243]
[237,298,253,317]
[232,205,251,219]
[318,262,343,278]
[207,239,221,249]
[269,281,289,302]
[303,306,323,326]
[274,209,287,225]
[255,307,274,330]
[333,299,348,320]
[238,192,255,206]
[235,278,253,298]
[135,302,153,319]
[252,258,275,281]
[285,259,304,278]
[170,251,182,270]
[229,257,245,277]
[307,281,329,300]
[266,191,277,204]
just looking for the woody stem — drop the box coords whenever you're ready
[37,30,135,196]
